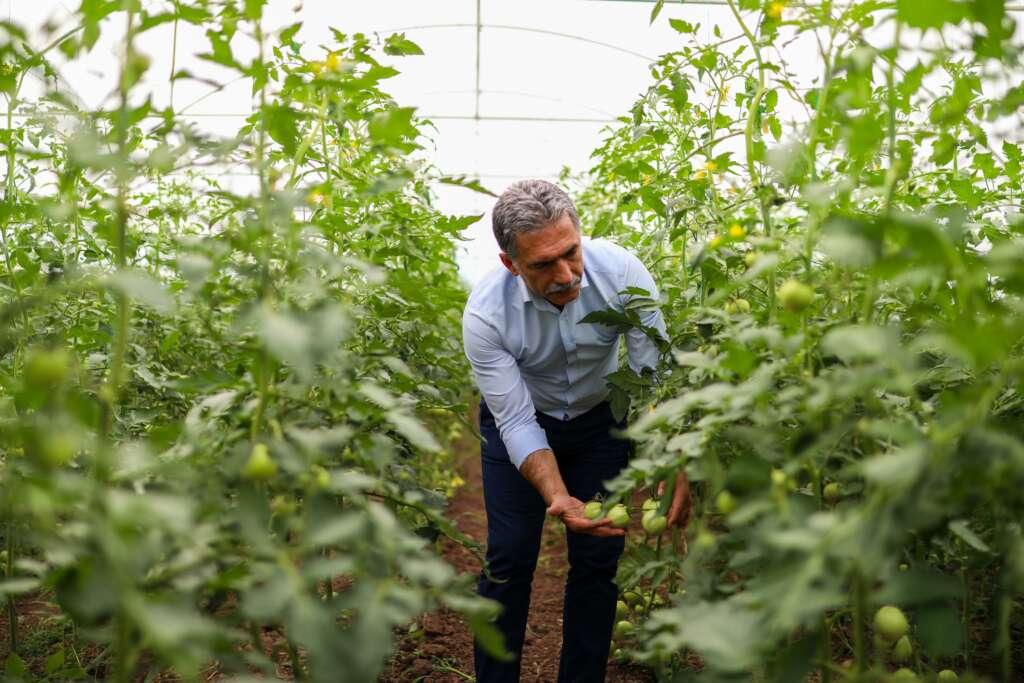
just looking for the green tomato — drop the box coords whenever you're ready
[873,605,910,642]
[613,620,634,639]
[584,501,603,520]
[695,530,716,550]
[642,498,660,512]
[24,347,72,387]
[744,252,759,268]
[715,490,737,515]
[735,298,751,313]
[616,600,629,620]
[311,465,331,489]
[724,300,738,315]
[642,511,667,535]
[778,279,814,312]
[823,482,842,504]
[37,430,79,468]
[770,468,788,487]
[890,635,912,663]
[936,670,959,682]
[242,443,277,481]
[608,503,630,529]
[622,590,641,606]
[889,668,918,683]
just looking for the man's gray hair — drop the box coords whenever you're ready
[492,179,581,258]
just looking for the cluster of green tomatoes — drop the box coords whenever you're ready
[583,497,669,536]
[872,605,960,682]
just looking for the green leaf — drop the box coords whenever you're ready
[384,33,425,56]
[387,411,441,452]
[438,175,498,197]
[948,519,992,553]
[669,18,696,33]
[0,578,39,597]
[897,0,969,28]
[649,0,666,25]
[263,103,301,156]
[368,107,418,149]
[5,653,28,679]
[243,0,265,20]
[820,325,900,364]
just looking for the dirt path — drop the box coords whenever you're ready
[381,414,655,683]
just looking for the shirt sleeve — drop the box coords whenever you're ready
[620,249,668,375]
[462,309,550,469]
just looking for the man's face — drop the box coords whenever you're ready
[500,214,584,307]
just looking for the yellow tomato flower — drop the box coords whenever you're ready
[325,53,340,71]
[451,474,465,488]
[704,160,718,173]
[642,173,652,186]
[309,60,324,75]
[307,189,325,205]
[710,235,723,248]
[729,223,745,239]
[694,169,707,180]
[766,1,785,20]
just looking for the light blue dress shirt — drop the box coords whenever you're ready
[462,238,667,469]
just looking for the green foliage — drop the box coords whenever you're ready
[571,1,1024,680]
[0,5,496,682]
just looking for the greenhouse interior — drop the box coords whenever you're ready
[1,0,1023,682]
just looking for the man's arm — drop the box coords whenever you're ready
[520,448,624,537]
[463,311,622,536]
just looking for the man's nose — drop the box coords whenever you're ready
[554,259,573,284]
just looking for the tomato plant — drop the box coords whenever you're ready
[572,1,1024,681]
[0,3,499,681]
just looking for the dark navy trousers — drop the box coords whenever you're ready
[474,400,630,683]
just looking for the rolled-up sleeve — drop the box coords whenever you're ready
[620,249,668,375]
[462,310,549,469]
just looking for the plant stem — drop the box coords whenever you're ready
[996,591,1012,683]
[852,569,867,674]
[820,615,832,683]
[102,0,136,450]
[5,524,16,655]
[726,0,775,317]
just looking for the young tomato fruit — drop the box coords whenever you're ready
[642,510,667,535]
[242,443,277,481]
[584,500,603,520]
[873,605,910,642]
[608,503,630,528]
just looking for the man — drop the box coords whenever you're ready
[462,179,691,683]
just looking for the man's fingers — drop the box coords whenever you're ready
[565,517,625,537]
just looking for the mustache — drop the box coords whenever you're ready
[545,275,582,295]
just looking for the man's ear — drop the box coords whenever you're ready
[499,252,519,276]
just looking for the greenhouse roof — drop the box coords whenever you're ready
[7,0,1024,282]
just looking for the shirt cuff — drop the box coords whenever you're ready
[503,422,550,470]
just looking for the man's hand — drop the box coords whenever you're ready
[657,471,692,530]
[546,494,625,537]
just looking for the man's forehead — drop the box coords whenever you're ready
[516,219,580,261]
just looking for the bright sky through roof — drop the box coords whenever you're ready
[6,0,751,285]
[11,1,1016,283]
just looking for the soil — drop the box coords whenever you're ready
[379,411,656,683]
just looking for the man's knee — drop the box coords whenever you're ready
[484,530,542,582]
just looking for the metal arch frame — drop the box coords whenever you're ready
[373,16,658,130]
[375,23,657,63]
